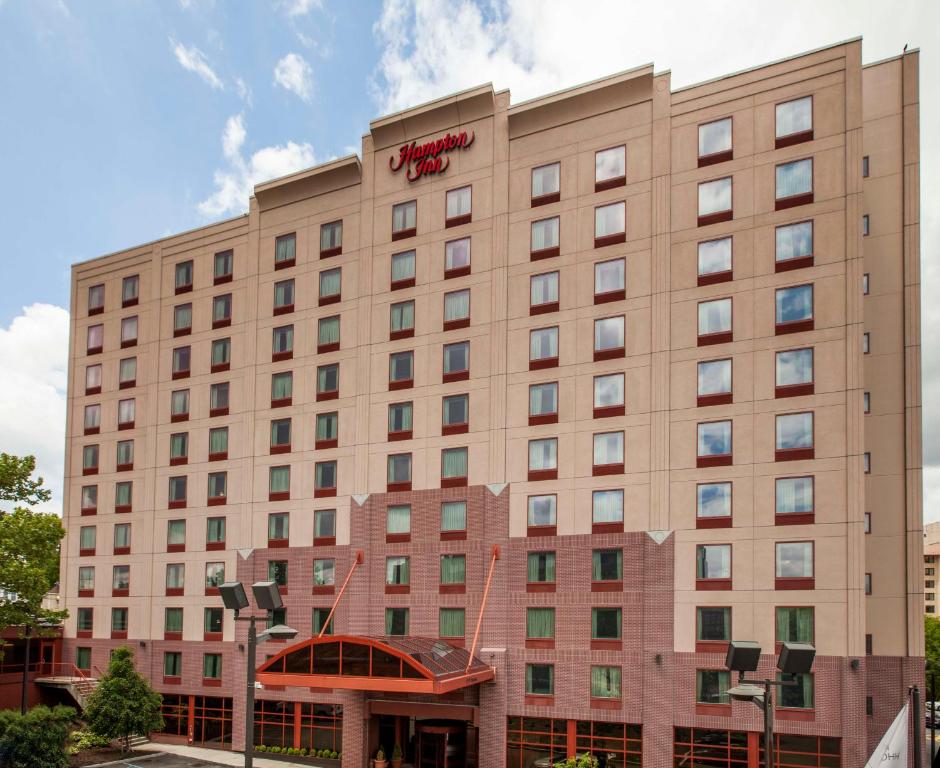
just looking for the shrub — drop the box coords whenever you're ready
[554,754,598,768]
[256,744,267,752]
[0,705,77,768]
[67,729,111,755]
[331,750,339,759]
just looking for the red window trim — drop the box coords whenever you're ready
[526,525,557,538]
[695,640,731,654]
[271,396,292,408]
[172,369,190,380]
[591,521,622,535]
[698,210,733,227]
[313,536,336,547]
[312,585,335,596]
[697,515,732,530]
[270,443,291,456]
[273,304,294,316]
[441,529,466,541]
[385,584,410,595]
[115,504,132,514]
[389,378,413,391]
[390,328,414,341]
[443,317,470,332]
[314,487,337,498]
[439,583,465,595]
[776,447,815,462]
[776,191,814,211]
[111,630,128,640]
[524,694,554,707]
[315,438,339,449]
[206,541,226,551]
[529,357,558,371]
[78,589,94,598]
[445,213,472,229]
[594,346,625,362]
[209,406,229,417]
[590,639,622,651]
[84,426,99,436]
[696,578,732,591]
[79,547,96,557]
[317,389,339,401]
[528,413,557,426]
[531,191,560,208]
[214,273,233,286]
[212,317,232,329]
[175,284,193,296]
[530,246,560,262]
[443,370,469,384]
[594,289,626,305]
[390,277,416,291]
[86,345,103,356]
[208,451,227,462]
[162,675,181,685]
[594,232,626,250]
[593,405,624,419]
[82,466,98,477]
[319,293,341,307]
[112,588,129,598]
[526,581,556,593]
[776,382,814,398]
[85,386,101,396]
[272,350,293,362]
[441,476,468,489]
[697,453,732,468]
[168,499,187,510]
[591,580,622,593]
[318,341,340,354]
[88,305,104,317]
[595,176,626,193]
[269,491,290,502]
[173,327,191,338]
[170,413,189,423]
[592,463,624,477]
[392,227,417,242]
[167,543,185,553]
[776,577,815,590]
[386,481,412,493]
[697,393,732,407]
[775,97,814,149]
[444,265,471,280]
[122,297,138,308]
[267,538,289,549]
[386,532,410,544]
[698,270,733,287]
[388,430,412,442]
[528,468,558,481]
[530,301,559,316]
[113,546,130,556]
[320,246,342,260]
[165,587,184,597]
[698,150,734,168]
[120,338,137,350]
[442,423,469,435]
[525,638,554,650]
[163,631,182,641]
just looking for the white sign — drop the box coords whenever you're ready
[864,702,909,768]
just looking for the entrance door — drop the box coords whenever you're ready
[416,721,466,768]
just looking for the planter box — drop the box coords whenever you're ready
[253,751,340,767]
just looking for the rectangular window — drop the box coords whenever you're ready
[776,159,813,205]
[865,572,872,594]
[86,324,103,354]
[529,382,558,420]
[207,472,227,502]
[592,549,622,583]
[175,260,193,292]
[594,258,625,300]
[525,664,554,696]
[776,541,814,581]
[317,363,339,398]
[862,214,870,236]
[444,237,471,276]
[85,364,102,394]
[527,552,555,585]
[209,382,229,414]
[440,554,465,586]
[864,512,872,534]
[529,327,558,365]
[697,420,732,463]
[696,670,730,704]
[591,607,622,641]
[698,117,732,163]
[319,268,341,302]
[385,607,409,635]
[275,233,296,266]
[267,558,288,585]
[170,389,189,419]
[388,402,413,436]
[591,666,622,699]
[863,333,870,354]
[698,298,732,341]
[203,653,222,680]
[776,607,814,644]
[697,482,732,521]
[213,293,232,326]
[164,652,182,678]
[386,556,410,586]
[697,359,732,403]
[592,489,624,527]
[696,544,731,581]
[387,505,411,536]
[698,177,732,222]
[863,273,870,295]
[530,272,558,312]
[445,186,472,225]
[442,393,469,429]
[441,447,468,482]
[313,558,335,587]
[315,461,337,493]
[776,348,813,395]
[207,427,227,459]
[389,352,413,388]
[77,607,94,632]
[531,216,560,258]
[111,607,128,632]
[317,315,340,350]
[272,325,294,358]
[211,338,231,370]
[205,562,225,588]
[78,523,96,552]
[269,465,290,497]
[527,495,557,529]
[594,317,625,357]
[174,303,192,334]
[82,444,99,473]
[776,96,813,143]
[314,509,336,541]
[392,200,417,238]
[271,371,292,405]
[118,357,136,387]
[528,439,557,474]
[526,607,555,641]
[698,237,732,283]
[214,250,233,282]
[777,673,814,709]
[387,453,412,486]
[391,250,416,287]
[172,346,190,377]
[168,476,187,505]
[444,289,470,326]
[441,501,466,535]
[697,607,731,643]
[75,647,92,671]
[390,300,415,338]
[166,520,186,549]
[120,316,138,346]
[862,155,870,177]
[595,145,625,189]
[117,398,135,427]
[594,201,625,245]
[78,566,95,592]
[115,440,133,468]
[81,486,98,513]
[443,341,469,378]
[274,279,294,312]
[122,275,139,306]
[311,607,332,634]
[592,373,624,418]
[115,481,132,509]
[88,284,105,313]
[320,220,342,256]
[593,431,624,469]
[113,523,131,552]
[864,392,870,413]
[776,412,814,458]
[207,517,226,546]
[776,221,813,268]
[165,563,184,590]
[84,404,101,432]
[531,162,560,204]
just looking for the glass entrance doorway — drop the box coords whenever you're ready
[373,715,477,768]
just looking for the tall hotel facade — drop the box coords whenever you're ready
[60,39,923,768]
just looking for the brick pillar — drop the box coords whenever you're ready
[342,694,366,768]
[478,649,507,768]
[643,532,675,768]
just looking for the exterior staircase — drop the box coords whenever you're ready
[34,663,99,709]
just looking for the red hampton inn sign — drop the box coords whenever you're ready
[389,129,475,182]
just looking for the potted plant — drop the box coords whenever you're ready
[375,745,388,768]
[391,743,403,768]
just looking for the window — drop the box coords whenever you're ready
[776,607,814,644]
[591,666,622,700]
[75,646,92,670]
[698,298,731,342]
[531,216,559,258]
[387,300,415,340]
[527,495,556,529]
[113,525,132,555]
[526,607,555,642]
[275,233,296,267]
[385,607,409,635]
[175,260,193,293]
[594,316,625,356]
[698,237,732,283]
[164,652,182,678]
[863,273,870,295]
[120,316,138,347]
[776,475,815,517]
[167,520,186,550]
[165,563,184,592]
[698,117,732,163]
[776,412,814,458]
[209,382,229,415]
[214,250,233,282]
[592,489,624,528]
[776,348,813,395]
[529,272,558,314]
[84,404,101,433]
[114,481,132,510]
[78,525,96,554]
[122,275,139,306]
[78,566,95,593]
[865,572,872,594]
[82,444,99,474]
[697,359,732,403]
[696,670,730,704]
[776,541,814,584]
[273,279,294,313]
[444,237,471,277]
[391,250,416,287]
[317,363,339,399]
[441,500,466,536]
[168,476,187,506]
[387,402,412,437]
[444,289,470,327]
[594,201,625,245]
[593,549,622,583]
[529,382,558,421]
[207,472,227,502]
[207,517,225,548]
[698,177,732,223]
[311,608,333,636]
[696,544,731,582]
[862,214,870,236]
[392,200,417,238]
[268,559,288,585]
[440,554,465,587]
[85,364,102,394]
[115,439,133,469]
[203,653,223,680]
[441,447,468,484]
[172,346,190,377]
[863,332,870,354]
[203,428,226,461]
[315,461,336,494]
[591,608,622,641]
[211,338,231,371]
[697,420,732,464]
[170,389,189,420]
[525,664,554,696]
[174,303,192,335]
[862,155,870,177]
[593,431,624,470]
[864,452,871,473]
[528,439,557,477]
[387,453,412,488]
[776,159,813,206]
[594,258,625,300]
[527,552,555,586]
[697,607,731,644]
[697,482,731,522]
[387,505,411,538]
[86,324,103,354]
[776,221,813,268]
[314,509,336,542]
[206,562,225,589]
[442,394,469,430]
[529,327,558,366]
[269,465,290,499]
[445,186,471,225]
[531,162,560,204]
[319,268,341,303]
[864,392,870,413]
[81,486,98,514]
[272,325,293,359]
[112,564,129,591]
[386,556,410,587]
[595,145,625,189]
[389,352,413,388]
[77,607,94,633]
[88,284,104,314]
[864,512,872,534]
[776,96,813,143]
[317,315,340,351]
[442,341,469,379]
[320,220,342,257]
[313,558,335,587]
[117,398,135,428]
[118,357,136,387]
[775,285,813,331]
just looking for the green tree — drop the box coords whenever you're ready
[83,646,164,751]
[926,616,940,690]
[0,453,66,641]
[0,704,76,768]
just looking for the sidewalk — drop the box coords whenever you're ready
[137,742,323,768]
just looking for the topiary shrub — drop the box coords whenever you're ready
[331,750,339,759]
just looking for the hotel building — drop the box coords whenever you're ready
[58,38,923,768]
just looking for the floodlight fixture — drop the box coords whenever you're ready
[219,581,250,611]
[725,640,762,673]
[252,580,283,611]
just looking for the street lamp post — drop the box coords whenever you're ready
[219,580,297,768]
[725,641,816,768]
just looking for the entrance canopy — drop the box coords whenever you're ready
[256,635,495,695]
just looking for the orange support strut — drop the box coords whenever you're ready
[466,544,500,672]
[319,550,364,638]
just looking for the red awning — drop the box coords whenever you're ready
[255,635,495,695]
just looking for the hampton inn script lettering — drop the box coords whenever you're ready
[389,129,475,182]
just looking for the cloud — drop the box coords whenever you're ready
[274,52,313,102]
[198,114,316,217]
[280,0,322,16]
[0,304,70,516]
[234,76,252,105]
[170,38,224,90]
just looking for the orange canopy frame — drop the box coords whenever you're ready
[255,635,495,695]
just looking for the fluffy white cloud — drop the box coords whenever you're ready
[0,304,70,516]
[170,38,224,90]
[280,0,322,16]
[198,114,316,217]
[274,52,313,102]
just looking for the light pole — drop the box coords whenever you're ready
[725,641,816,768]
[219,580,298,768]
